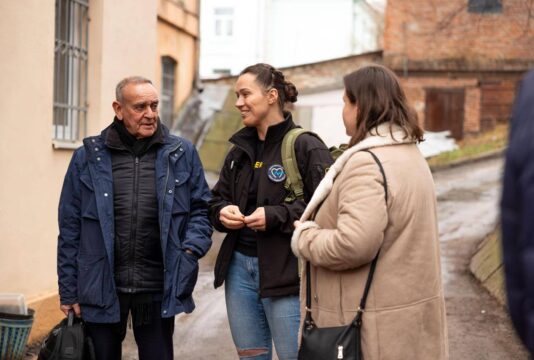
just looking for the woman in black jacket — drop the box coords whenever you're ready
[209,63,333,360]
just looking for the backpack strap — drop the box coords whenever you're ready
[282,128,309,202]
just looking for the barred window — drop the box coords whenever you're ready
[468,0,502,13]
[53,0,89,142]
[161,56,177,126]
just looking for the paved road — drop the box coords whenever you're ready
[435,158,528,359]
[120,156,528,359]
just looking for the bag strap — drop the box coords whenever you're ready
[282,128,309,202]
[304,149,388,325]
[67,309,75,327]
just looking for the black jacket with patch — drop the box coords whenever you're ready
[209,114,334,298]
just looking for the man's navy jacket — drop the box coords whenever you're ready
[57,124,213,323]
[501,69,534,354]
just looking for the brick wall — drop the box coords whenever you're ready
[384,0,534,71]
[400,76,481,135]
[399,74,520,137]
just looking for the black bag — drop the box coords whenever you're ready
[38,310,95,360]
[298,150,387,360]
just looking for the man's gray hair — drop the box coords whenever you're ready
[115,76,153,102]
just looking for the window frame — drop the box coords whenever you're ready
[53,0,89,144]
[160,56,177,126]
[468,0,503,13]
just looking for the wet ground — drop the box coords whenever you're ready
[121,157,529,359]
[435,158,528,359]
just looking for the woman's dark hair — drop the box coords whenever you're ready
[343,64,424,146]
[240,63,298,111]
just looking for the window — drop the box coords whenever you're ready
[468,0,502,13]
[161,57,177,126]
[214,7,234,37]
[53,0,89,142]
[213,69,232,76]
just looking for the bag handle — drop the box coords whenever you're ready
[67,309,75,327]
[304,149,388,325]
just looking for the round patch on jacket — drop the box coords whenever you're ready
[267,164,286,183]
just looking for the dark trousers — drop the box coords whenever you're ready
[85,300,175,360]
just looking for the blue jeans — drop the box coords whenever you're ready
[225,251,300,360]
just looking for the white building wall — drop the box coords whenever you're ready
[267,0,353,68]
[296,89,348,147]
[200,0,266,78]
[200,0,385,78]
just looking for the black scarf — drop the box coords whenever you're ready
[112,118,163,156]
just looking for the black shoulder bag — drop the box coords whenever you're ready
[298,150,388,360]
[38,310,95,360]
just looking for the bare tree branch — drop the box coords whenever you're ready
[434,3,468,33]
[523,0,534,36]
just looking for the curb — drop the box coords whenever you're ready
[429,148,506,173]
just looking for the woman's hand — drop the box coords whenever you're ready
[244,207,266,231]
[220,205,245,229]
[294,220,302,228]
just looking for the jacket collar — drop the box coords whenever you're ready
[229,112,296,158]
[103,117,165,151]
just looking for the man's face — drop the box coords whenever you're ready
[113,82,159,139]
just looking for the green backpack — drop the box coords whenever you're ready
[281,128,347,203]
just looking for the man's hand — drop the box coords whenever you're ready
[60,303,81,317]
[244,207,266,231]
[220,205,245,229]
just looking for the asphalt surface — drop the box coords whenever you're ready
[119,156,529,359]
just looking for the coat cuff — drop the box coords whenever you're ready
[291,221,320,258]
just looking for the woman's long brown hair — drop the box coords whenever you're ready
[344,65,424,147]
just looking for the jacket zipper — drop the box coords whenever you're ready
[232,144,254,211]
[128,156,140,291]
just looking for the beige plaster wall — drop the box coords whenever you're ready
[88,0,158,135]
[0,0,68,301]
[156,0,200,112]
[156,22,198,110]
[0,0,157,312]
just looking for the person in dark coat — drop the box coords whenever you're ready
[208,63,333,360]
[57,76,213,360]
[501,68,534,356]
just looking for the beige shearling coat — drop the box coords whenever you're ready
[292,123,449,359]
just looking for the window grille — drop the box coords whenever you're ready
[161,56,177,126]
[53,0,89,142]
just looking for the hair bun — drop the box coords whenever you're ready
[284,81,298,103]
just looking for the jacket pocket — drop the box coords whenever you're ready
[172,171,191,215]
[175,251,199,301]
[77,254,107,307]
[80,173,99,220]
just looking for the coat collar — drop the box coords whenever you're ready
[229,112,296,158]
[83,119,179,157]
[300,123,414,222]
[103,118,165,151]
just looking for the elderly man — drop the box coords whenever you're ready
[57,76,212,360]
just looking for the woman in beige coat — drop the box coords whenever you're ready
[292,65,448,359]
